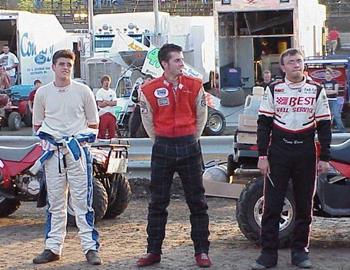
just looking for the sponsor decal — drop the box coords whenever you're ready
[157,97,170,106]
[276,107,289,113]
[246,0,257,4]
[292,107,314,113]
[310,69,342,80]
[275,88,285,93]
[275,96,316,106]
[276,97,289,105]
[20,32,54,64]
[146,48,161,69]
[154,88,168,98]
[34,54,47,65]
[303,87,317,94]
[276,107,314,113]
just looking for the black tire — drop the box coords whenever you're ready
[227,154,239,177]
[342,112,350,128]
[128,107,147,138]
[220,87,245,107]
[136,124,148,138]
[204,109,226,136]
[236,177,295,248]
[23,104,32,127]
[117,113,131,138]
[8,111,22,131]
[67,179,108,226]
[104,174,132,219]
[0,196,21,217]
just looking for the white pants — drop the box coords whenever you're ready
[329,40,338,54]
[44,147,99,255]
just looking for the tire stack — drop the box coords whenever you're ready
[219,87,245,107]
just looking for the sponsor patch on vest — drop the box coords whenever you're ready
[154,88,169,98]
[157,97,170,106]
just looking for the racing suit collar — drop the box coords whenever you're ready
[285,76,306,89]
[162,74,184,90]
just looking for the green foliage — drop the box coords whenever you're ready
[15,0,80,13]
[18,0,34,12]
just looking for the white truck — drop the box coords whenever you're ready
[214,0,326,89]
[0,10,74,88]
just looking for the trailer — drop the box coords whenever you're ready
[214,0,326,89]
[0,10,75,88]
[92,12,215,84]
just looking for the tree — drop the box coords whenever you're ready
[18,0,34,11]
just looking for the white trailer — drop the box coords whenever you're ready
[92,12,215,84]
[214,0,326,89]
[93,12,170,55]
[0,10,73,86]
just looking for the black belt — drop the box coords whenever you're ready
[155,135,196,145]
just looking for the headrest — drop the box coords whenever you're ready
[252,86,264,96]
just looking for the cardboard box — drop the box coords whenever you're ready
[238,114,258,132]
[236,132,257,145]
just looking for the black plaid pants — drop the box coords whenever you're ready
[146,135,210,255]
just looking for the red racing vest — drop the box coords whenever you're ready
[141,75,202,137]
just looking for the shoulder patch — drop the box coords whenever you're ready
[183,75,203,88]
[268,80,284,98]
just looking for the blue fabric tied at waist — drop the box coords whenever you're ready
[29,131,96,175]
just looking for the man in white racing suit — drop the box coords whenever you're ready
[32,49,101,265]
[252,48,331,269]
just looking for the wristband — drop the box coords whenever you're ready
[258,156,268,160]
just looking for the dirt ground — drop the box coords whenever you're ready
[1,181,350,270]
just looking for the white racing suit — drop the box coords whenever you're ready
[32,131,99,256]
[256,77,331,265]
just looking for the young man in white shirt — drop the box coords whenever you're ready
[0,44,19,86]
[32,49,101,265]
[95,75,117,139]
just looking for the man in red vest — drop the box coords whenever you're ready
[328,27,340,54]
[137,44,212,268]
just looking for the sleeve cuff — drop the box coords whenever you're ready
[319,155,330,162]
[258,149,268,156]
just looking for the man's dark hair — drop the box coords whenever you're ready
[279,48,304,65]
[34,79,42,84]
[52,49,75,65]
[158,43,182,69]
[101,75,111,84]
